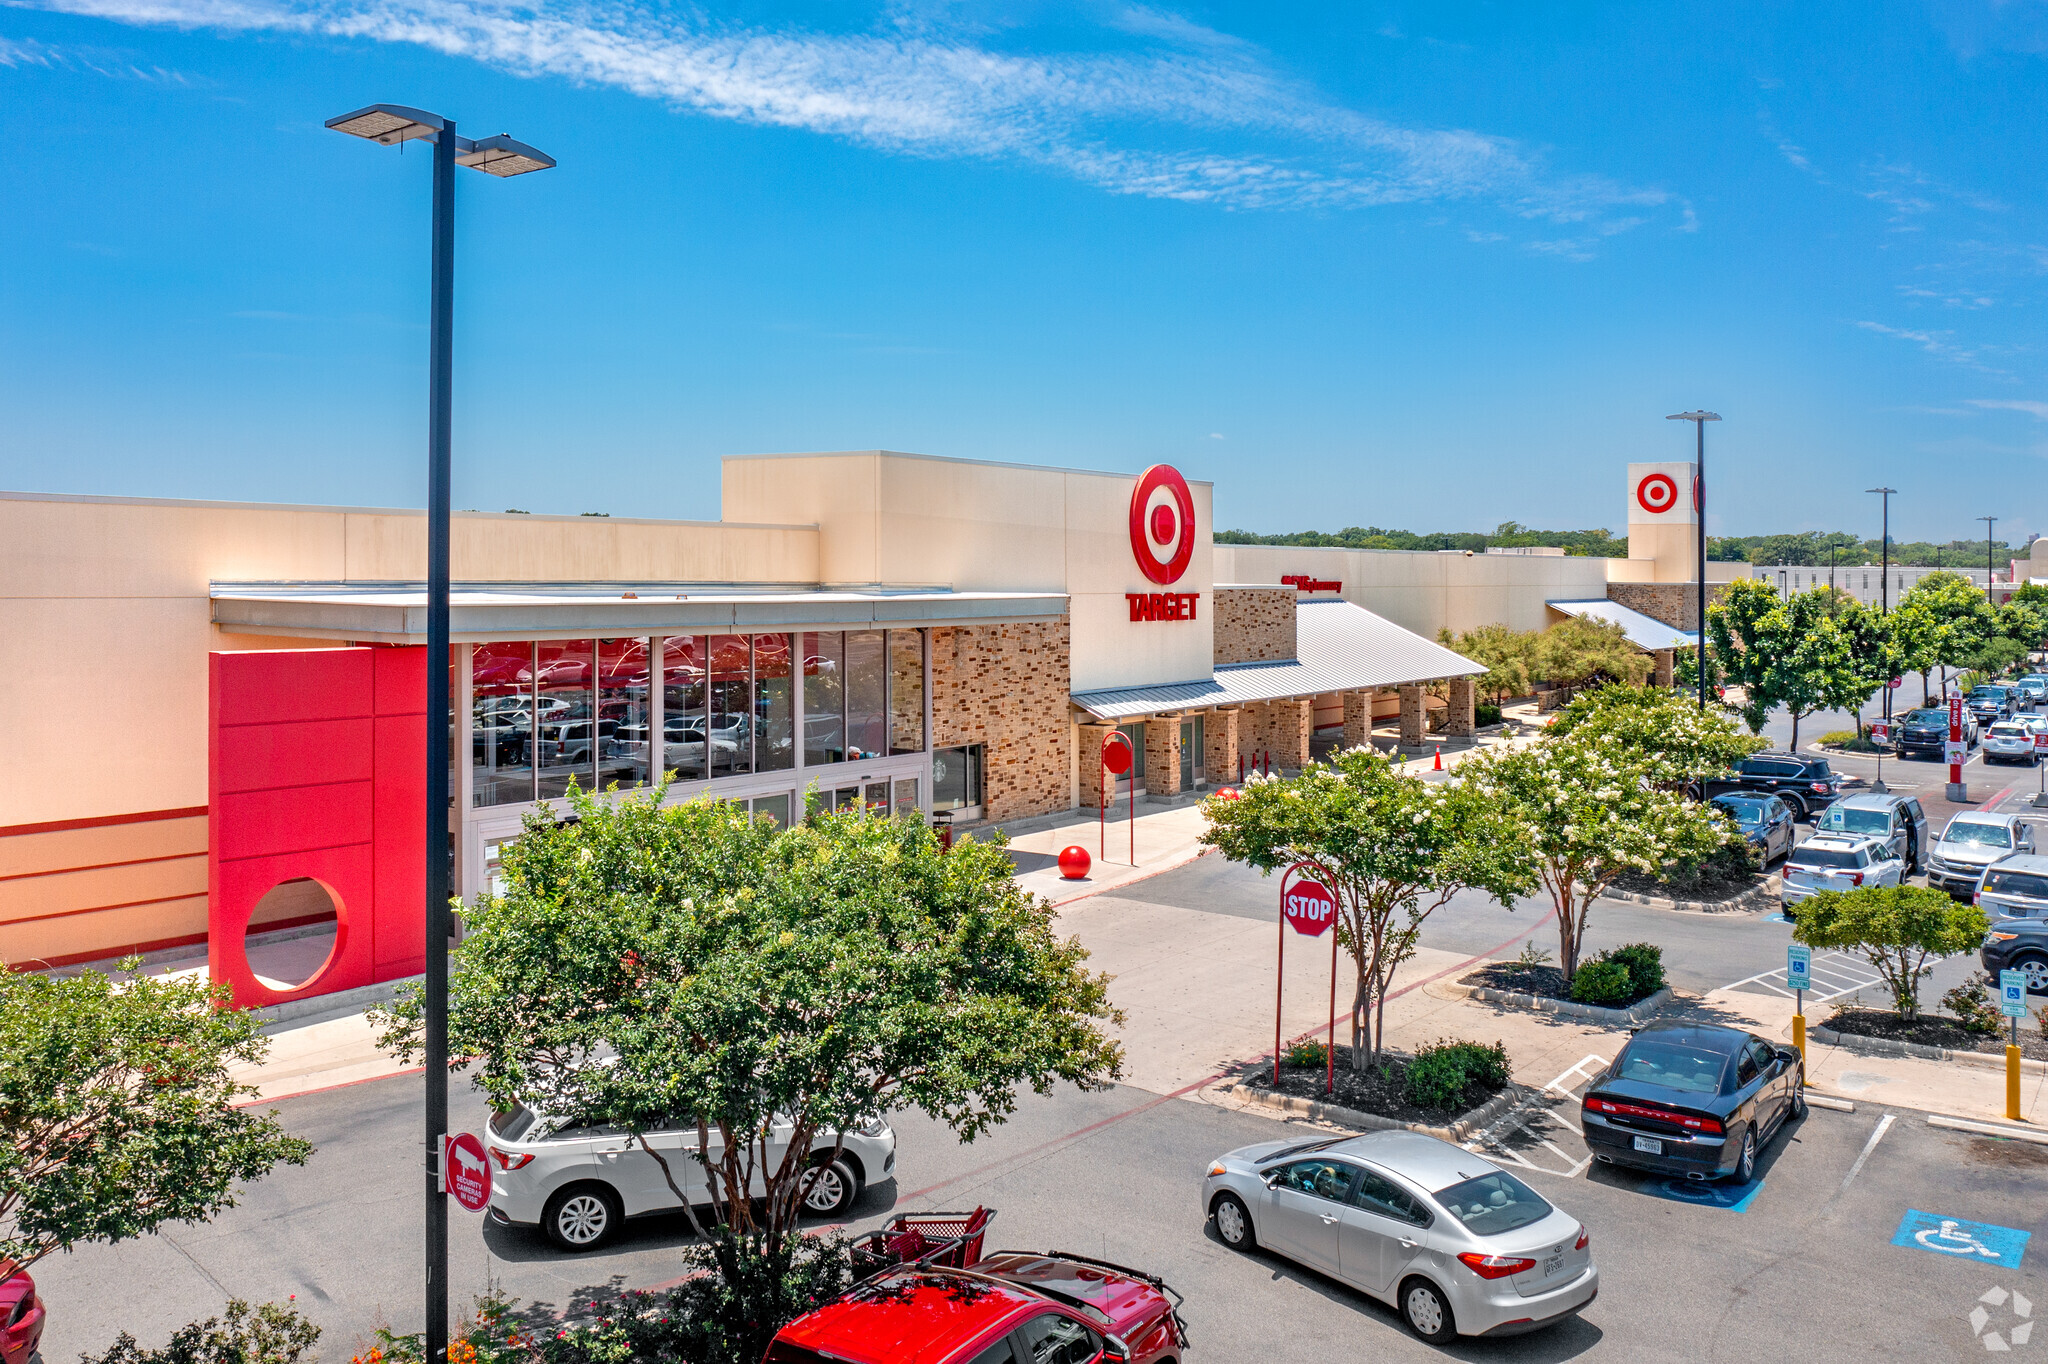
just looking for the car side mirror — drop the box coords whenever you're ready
[1101,1335,1132,1362]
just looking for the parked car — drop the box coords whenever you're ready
[1710,794,1796,866]
[1983,721,2043,766]
[1927,814,2038,898]
[2014,675,2048,707]
[1977,855,2048,924]
[1202,1129,1597,1343]
[485,1098,895,1251]
[1981,866,2048,995]
[1701,752,1845,821]
[1967,686,2016,727]
[1581,1021,1805,1184]
[0,1264,43,1364]
[1779,833,1904,907]
[1815,793,1927,871]
[1895,707,1977,759]
[767,1252,1190,1364]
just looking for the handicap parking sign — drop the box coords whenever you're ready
[1787,945,1812,993]
[2003,970,2029,1020]
[1892,1210,2031,1267]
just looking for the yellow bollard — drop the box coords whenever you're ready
[1793,1012,1807,1078]
[2010,1044,2024,1123]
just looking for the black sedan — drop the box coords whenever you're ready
[1710,794,1796,866]
[1580,1022,1804,1185]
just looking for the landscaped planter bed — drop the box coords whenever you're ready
[1821,1007,2048,1063]
[1225,1047,1525,1142]
[1454,962,1673,1026]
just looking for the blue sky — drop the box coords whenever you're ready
[3,1,2046,542]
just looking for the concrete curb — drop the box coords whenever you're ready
[1455,983,1673,1028]
[251,973,420,1028]
[1597,880,1777,915]
[1223,1080,1534,1144]
[1810,1023,2048,1074]
[1928,1114,2048,1146]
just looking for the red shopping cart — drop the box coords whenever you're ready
[849,1207,995,1280]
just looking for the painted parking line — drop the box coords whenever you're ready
[1462,1054,1606,1180]
[1841,1113,1895,1190]
[1723,950,1885,1003]
[1892,1210,2031,1268]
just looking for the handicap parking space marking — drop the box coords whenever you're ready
[1629,1174,1765,1213]
[1892,1210,2031,1267]
[1724,950,1885,1003]
[1462,1054,1607,1180]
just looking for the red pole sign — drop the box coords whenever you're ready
[1101,732,1134,864]
[1949,688,1966,790]
[442,1132,491,1213]
[1276,862,1339,1089]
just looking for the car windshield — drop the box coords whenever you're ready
[1788,847,1864,869]
[1615,1039,1727,1094]
[1431,1171,1553,1236]
[1713,799,1767,826]
[1984,871,2048,900]
[1821,807,1890,834]
[1904,710,1945,724]
[1970,689,2004,700]
[1945,822,2012,848]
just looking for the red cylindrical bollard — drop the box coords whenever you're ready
[1057,845,1092,879]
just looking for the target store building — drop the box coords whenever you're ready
[0,450,1485,1001]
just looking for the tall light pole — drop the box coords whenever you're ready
[325,104,554,1364]
[1981,515,1999,608]
[1869,487,1896,722]
[1667,410,1722,710]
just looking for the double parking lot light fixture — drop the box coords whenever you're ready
[325,100,553,1364]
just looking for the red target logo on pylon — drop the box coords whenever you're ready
[1636,473,1679,515]
[1130,465,1196,585]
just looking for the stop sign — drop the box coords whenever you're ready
[1282,876,1337,937]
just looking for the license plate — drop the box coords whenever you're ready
[1543,1253,1564,1278]
[1632,1135,1663,1154]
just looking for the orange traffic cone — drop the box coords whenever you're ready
[1433,745,1443,771]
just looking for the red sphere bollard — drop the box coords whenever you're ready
[1057,845,1092,879]
[1214,787,1240,801]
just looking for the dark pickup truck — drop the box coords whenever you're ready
[1701,752,1845,821]
[1894,707,1977,758]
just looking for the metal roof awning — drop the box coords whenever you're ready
[211,582,1068,644]
[1546,599,1695,652]
[1070,598,1483,721]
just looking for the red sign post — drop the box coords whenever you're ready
[442,1131,491,1213]
[1275,862,1340,1095]
[1100,731,1135,866]
[1948,688,1967,799]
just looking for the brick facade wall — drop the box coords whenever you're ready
[930,620,1073,824]
[1212,587,1297,664]
[1604,581,1735,633]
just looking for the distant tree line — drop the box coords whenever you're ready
[1215,521,2033,568]
[1213,520,1629,556]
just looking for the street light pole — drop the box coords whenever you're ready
[1981,516,1999,609]
[1868,487,1897,724]
[1667,410,1722,710]
[324,104,554,1364]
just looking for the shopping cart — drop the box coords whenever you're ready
[849,1207,995,1279]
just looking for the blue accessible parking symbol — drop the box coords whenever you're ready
[1892,1210,2030,1267]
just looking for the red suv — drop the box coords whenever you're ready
[765,1252,1188,1364]
[1,1263,44,1364]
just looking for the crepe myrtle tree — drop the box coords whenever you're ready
[1791,885,1989,1021]
[0,961,313,1272]
[1201,746,1533,1068]
[1544,683,1766,792]
[374,785,1121,1348]
[1462,734,1730,980]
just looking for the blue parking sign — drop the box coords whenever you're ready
[1786,945,1812,993]
[1892,1210,2030,1267]
[2003,970,2028,1020]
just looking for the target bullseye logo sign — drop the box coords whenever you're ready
[1130,464,1196,585]
[1636,472,1679,515]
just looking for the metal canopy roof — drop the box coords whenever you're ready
[1546,598,1695,652]
[210,583,1067,644]
[1070,598,1483,721]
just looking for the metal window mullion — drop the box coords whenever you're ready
[528,640,539,804]
[648,636,664,793]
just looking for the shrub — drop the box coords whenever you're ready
[1817,729,1858,747]
[1285,1039,1330,1068]
[1943,971,2004,1036]
[85,1301,318,1364]
[1605,942,1666,997]
[1568,959,1634,1007]
[1476,703,1504,727]
[1403,1039,1511,1110]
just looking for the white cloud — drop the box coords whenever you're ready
[1969,399,2048,420]
[1207,431,1224,439]
[15,0,1676,243]
[1855,319,2006,374]
[0,31,190,78]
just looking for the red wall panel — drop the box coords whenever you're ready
[214,649,375,726]
[215,718,375,793]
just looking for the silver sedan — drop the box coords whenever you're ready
[1201,1129,1597,1344]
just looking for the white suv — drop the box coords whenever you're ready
[1781,833,1904,907]
[486,1101,896,1251]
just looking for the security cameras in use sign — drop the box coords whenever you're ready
[443,1132,492,1212]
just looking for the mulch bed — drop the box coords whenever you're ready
[1825,1007,2048,1062]
[1461,962,1573,1002]
[1232,1048,1504,1124]
[1605,863,1766,902]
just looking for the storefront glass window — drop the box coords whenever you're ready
[1115,722,1147,780]
[846,630,887,760]
[597,638,651,791]
[473,641,533,806]
[892,776,920,817]
[536,639,595,799]
[750,792,791,828]
[889,630,924,755]
[804,631,846,766]
[754,634,795,772]
[708,634,753,776]
[932,744,983,812]
[661,636,707,782]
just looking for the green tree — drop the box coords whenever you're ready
[374,787,1121,1358]
[1823,597,1898,737]
[1436,623,1537,703]
[1545,683,1766,790]
[1462,734,1728,979]
[0,962,314,1270]
[1201,748,1533,1067]
[1706,581,1851,748]
[1534,616,1652,696]
[1889,597,1942,707]
[1791,885,1989,1020]
[1901,571,1992,696]
[81,1300,320,1364]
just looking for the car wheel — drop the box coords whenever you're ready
[1731,1127,1757,1184]
[1790,1083,1808,1121]
[543,1184,620,1252]
[1401,1277,1457,1345]
[1782,796,1807,822]
[1212,1192,1257,1250]
[2014,954,2048,996]
[800,1156,861,1218]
